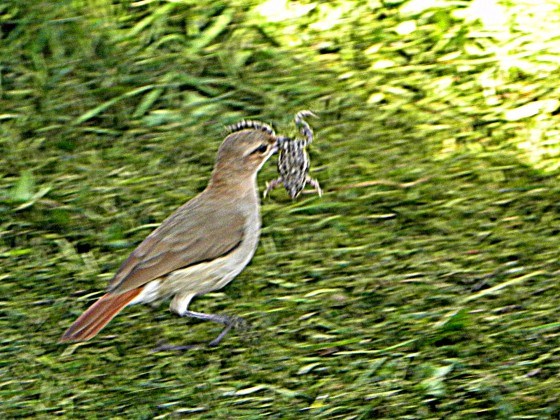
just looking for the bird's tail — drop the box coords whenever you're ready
[59,288,141,342]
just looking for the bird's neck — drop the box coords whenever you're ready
[208,170,258,197]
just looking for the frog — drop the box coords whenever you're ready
[264,110,322,199]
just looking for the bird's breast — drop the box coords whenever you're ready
[164,204,261,298]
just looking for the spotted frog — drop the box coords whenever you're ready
[265,110,322,199]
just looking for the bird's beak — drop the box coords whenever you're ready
[272,135,288,155]
[270,142,279,155]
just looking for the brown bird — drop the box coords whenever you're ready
[60,120,278,348]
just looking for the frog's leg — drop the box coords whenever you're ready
[305,176,323,197]
[264,177,284,198]
[295,110,316,146]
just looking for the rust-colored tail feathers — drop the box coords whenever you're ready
[60,288,141,342]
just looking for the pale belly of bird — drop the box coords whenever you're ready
[131,222,260,312]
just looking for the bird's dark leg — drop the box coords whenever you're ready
[182,310,247,347]
[152,311,247,352]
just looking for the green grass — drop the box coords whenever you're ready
[1,0,559,418]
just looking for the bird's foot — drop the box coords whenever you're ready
[151,312,250,351]
[208,315,249,347]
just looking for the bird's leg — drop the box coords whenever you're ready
[306,176,323,197]
[182,310,247,347]
[264,178,283,198]
[152,311,247,352]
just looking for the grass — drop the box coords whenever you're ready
[1,0,559,418]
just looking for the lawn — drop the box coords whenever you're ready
[1,1,559,418]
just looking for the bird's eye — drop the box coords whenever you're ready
[252,144,269,154]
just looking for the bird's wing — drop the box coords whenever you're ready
[107,192,246,294]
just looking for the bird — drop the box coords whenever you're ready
[60,119,278,349]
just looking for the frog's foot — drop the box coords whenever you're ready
[306,177,322,197]
[294,110,317,145]
[264,178,283,198]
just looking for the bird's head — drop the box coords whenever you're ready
[211,121,278,185]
